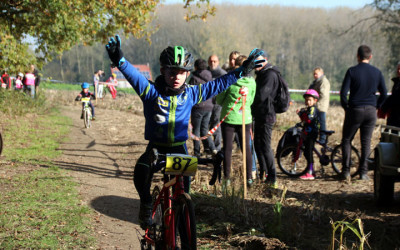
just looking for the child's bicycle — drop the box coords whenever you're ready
[81,97,93,128]
[140,148,217,250]
[276,123,361,177]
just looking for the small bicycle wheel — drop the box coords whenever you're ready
[174,193,196,250]
[84,109,91,128]
[277,143,308,177]
[331,144,360,177]
[150,186,164,249]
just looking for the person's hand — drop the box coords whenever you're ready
[105,35,126,67]
[234,48,265,78]
[239,86,248,96]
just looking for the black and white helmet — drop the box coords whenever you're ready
[159,46,194,71]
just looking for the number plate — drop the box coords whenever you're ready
[165,154,198,176]
[81,97,90,103]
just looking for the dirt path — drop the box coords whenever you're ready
[56,105,145,249]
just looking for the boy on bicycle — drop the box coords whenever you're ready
[297,89,320,180]
[105,35,264,229]
[75,82,96,120]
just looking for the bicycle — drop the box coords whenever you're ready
[140,149,215,250]
[277,123,361,177]
[81,97,92,128]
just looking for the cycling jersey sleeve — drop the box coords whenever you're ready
[118,60,153,98]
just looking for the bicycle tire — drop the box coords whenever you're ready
[331,144,360,177]
[173,193,196,250]
[84,109,91,128]
[151,186,165,250]
[0,132,3,156]
[277,143,308,177]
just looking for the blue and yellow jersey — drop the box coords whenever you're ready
[119,61,238,146]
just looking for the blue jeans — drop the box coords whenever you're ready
[210,105,222,151]
[191,109,216,156]
[25,85,35,98]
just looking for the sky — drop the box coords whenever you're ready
[163,0,372,9]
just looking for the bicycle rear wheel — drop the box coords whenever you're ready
[277,143,308,177]
[84,109,91,128]
[174,193,196,250]
[151,186,164,249]
[331,144,360,177]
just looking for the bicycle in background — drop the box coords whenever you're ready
[80,97,92,129]
[277,123,361,177]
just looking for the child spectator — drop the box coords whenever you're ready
[106,73,118,99]
[14,73,24,90]
[297,89,320,180]
[75,82,96,120]
[1,70,11,89]
[23,69,36,98]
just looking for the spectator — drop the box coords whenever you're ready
[216,55,256,186]
[380,62,400,127]
[297,89,321,180]
[106,73,118,99]
[227,51,241,72]
[340,45,387,181]
[189,59,217,157]
[14,73,24,91]
[208,54,227,152]
[93,70,104,99]
[308,67,331,144]
[251,49,281,188]
[31,64,40,94]
[24,68,36,98]
[1,70,11,89]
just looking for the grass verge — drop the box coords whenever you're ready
[0,93,95,248]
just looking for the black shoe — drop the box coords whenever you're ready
[338,171,351,181]
[80,114,83,119]
[138,203,152,230]
[359,173,370,181]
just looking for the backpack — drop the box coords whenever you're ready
[268,67,290,113]
[276,126,301,158]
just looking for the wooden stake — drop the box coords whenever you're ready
[242,94,247,198]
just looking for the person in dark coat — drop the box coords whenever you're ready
[190,59,218,157]
[380,62,400,127]
[251,49,280,189]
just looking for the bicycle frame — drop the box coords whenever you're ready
[144,174,187,248]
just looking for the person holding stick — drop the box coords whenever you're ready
[216,55,256,187]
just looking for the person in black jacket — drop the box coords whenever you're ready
[190,59,217,157]
[380,62,400,127]
[340,45,387,181]
[251,49,280,188]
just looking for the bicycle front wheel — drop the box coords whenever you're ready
[151,186,164,249]
[331,144,360,177]
[84,109,91,128]
[174,193,196,250]
[277,143,308,177]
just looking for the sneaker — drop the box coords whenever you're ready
[338,171,351,181]
[266,180,278,189]
[247,179,253,188]
[359,173,370,181]
[138,203,153,230]
[91,116,96,120]
[300,173,315,180]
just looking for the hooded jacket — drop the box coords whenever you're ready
[216,76,256,125]
[118,60,238,146]
[189,69,214,111]
[251,64,280,124]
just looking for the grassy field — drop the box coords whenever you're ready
[0,91,94,248]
